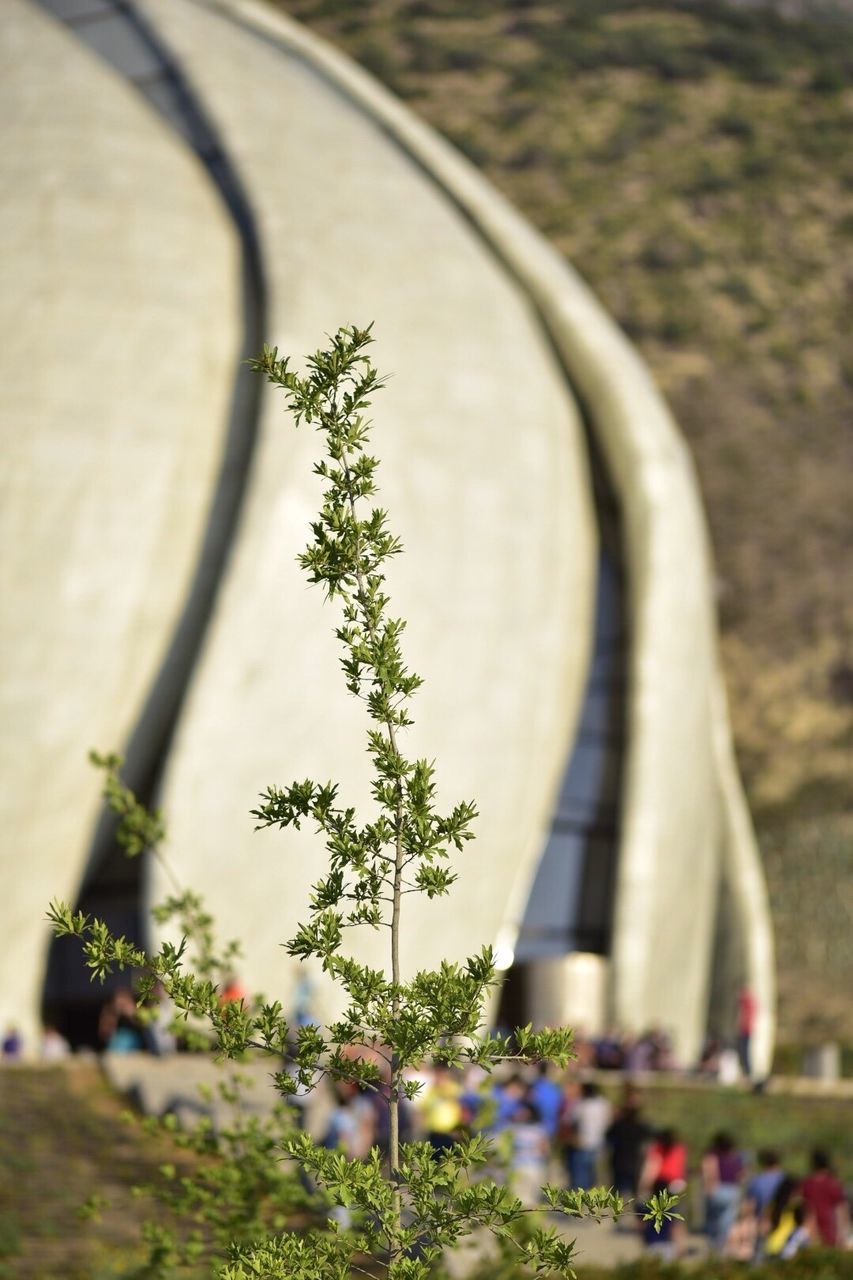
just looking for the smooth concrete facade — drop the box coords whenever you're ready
[0,0,240,1051]
[173,0,774,1071]
[2,0,773,1071]
[135,0,596,1029]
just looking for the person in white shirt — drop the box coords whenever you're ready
[569,1081,611,1188]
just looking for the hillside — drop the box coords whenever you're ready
[270,0,852,1044]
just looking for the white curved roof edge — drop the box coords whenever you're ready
[712,673,776,1076]
[197,0,775,1072]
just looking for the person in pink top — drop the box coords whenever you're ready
[801,1150,849,1247]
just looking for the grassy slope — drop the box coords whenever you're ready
[0,1062,194,1278]
[270,0,853,1042]
[602,1080,853,1188]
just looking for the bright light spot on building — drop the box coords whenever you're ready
[493,930,515,971]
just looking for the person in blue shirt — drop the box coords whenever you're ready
[529,1062,563,1140]
[746,1148,785,1217]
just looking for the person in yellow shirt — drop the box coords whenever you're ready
[421,1063,463,1155]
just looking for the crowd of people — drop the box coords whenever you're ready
[4,986,849,1262]
[4,980,761,1088]
[313,1062,851,1261]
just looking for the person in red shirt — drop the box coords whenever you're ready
[639,1129,688,1256]
[640,1128,688,1194]
[737,984,757,1079]
[801,1149,849,1247]
[219,974,247,1006]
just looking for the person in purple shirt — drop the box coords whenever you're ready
[702,1131,744,1251]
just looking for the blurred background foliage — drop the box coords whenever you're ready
[270,0,853,1045]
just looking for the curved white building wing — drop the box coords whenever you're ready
[139,0,596,1023]
[0,0,239,1049]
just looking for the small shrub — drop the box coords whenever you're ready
[810,64,848,95]
[714,108,755,141]
[701,32,785,84]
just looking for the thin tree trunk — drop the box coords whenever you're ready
[343,443,405,1244]
[389,795,403,1240]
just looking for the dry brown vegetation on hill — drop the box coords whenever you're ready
[270,0,852,1043]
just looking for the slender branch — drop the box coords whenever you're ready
[151,845,184,897]
[339,918,392,930]
[301,1064,384,1098]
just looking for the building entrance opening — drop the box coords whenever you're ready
[497,444,626,1034]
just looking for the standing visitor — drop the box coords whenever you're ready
[641,1180,677,1259]
[745,1148,785,1255]
[639,1128,688,1257]
[640,1128,688,1197]
[529,1062,563,1141]
[421,1063,463,1155]
[606,1085,651,1199]
[489,1074,527,1133]
[569,1081,611,1188]
[702,1131,744,1252]
[507,1100,550,1207]
[322,1080,375,1159]
[556,1075,580,1181]
[459,1063,489,1130]
[321,1080,376,1228]
[219,974,247,1007]
[736,984,756,1079]
[40,1025,70,1061]
[763,1176,803,1259]
[1,1026,22,1059]
[98,988,143,1053]
[801,1149,849,1247]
